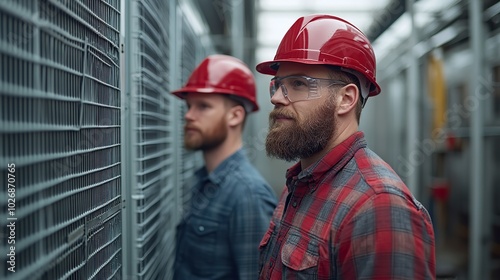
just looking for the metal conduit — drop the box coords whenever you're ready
[406,0,420,197]
[468,0,488,278]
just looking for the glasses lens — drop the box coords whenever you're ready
[282,76,312,102]
[269,76,342,102]
[269,79,279,98]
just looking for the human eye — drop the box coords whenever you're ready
[288,77,309,89]
[270,78,280,88]
[198,102,210,110]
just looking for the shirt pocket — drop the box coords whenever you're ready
[281,232,319,279]
[187,217,219,267]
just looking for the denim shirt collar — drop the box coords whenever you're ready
[194,148,247,187]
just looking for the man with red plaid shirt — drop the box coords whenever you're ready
[256,14,435,279]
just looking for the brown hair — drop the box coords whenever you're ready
[326,66,363,123]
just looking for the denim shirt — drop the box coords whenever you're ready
[174,149,277,280]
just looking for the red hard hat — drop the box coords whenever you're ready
[256,14,381,97]
[172,54,259,112]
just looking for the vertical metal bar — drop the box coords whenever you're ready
[468,0,487,278]
[405,0,420,197]
[231,0,244,60]
[120,0,138,278]
[35,10,45,257]
[170,0,180,228]
[79,39,88,130]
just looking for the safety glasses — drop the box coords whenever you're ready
[269,75,347,103]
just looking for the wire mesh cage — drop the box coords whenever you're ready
[0,0,121,279]
[121,0,176,280]
[177,16,199,214]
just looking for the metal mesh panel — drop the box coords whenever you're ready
[0,0,121,279]
[122,1,174,279]
[178,16,199,208]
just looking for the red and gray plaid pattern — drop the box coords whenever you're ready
[258,132,435,279]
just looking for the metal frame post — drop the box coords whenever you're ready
[468,0,488,278]
[231,0,245,60]
[406,0,420,197]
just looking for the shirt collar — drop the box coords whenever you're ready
[285,131,367,191]
[194,148,247,187]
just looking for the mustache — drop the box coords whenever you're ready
[269,109,296,120]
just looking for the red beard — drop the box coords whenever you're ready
[266,100,337,162]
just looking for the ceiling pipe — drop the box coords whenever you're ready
[366,0,408,42]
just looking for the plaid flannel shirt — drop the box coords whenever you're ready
[258,132,436,279]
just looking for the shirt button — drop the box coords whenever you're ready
[199,226,205,232]
[292,201,297,207]
[269,261,273,267]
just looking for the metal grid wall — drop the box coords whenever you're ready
[177,15,201,210]
[121,0,175,279]
[0,0,121,279]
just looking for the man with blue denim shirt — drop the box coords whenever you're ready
[172,55,277,280]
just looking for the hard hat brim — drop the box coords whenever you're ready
[171,87,260,112]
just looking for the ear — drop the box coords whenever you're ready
[336,84,359,116]
[226,105,245,128]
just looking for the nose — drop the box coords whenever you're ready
[184,106,195,121]
[270,85,290,106]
